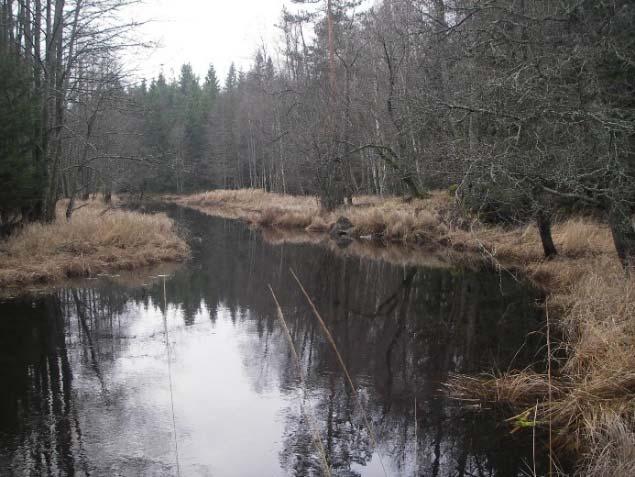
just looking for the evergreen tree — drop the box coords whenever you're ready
[225,63,238,91]
[0,53,42,221]
[204,64,220,103]
[179,63,199,95]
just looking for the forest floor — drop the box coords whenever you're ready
[0,197,189,290]
[172,188,634,475]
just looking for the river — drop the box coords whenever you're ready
[0,204,548,476]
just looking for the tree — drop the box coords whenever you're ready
[0,0,146,222]
[0,51,42,232]
[203,64,220,105]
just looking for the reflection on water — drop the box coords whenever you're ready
[0,206,547,476]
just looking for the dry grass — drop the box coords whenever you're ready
[168,189,319,225]
[172,190,617,289]
[171,189,455,245]
[449,255,634,474]
[582,413,635,477]
[173,189,634,474]
[0,198,189,288]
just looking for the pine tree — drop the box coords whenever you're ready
[204,64,220,102]
[0,52,42,223]
[225,63,238,91]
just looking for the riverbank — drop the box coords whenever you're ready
[170,189,615,286]
[0,198,189,289]
[171,188,634,476]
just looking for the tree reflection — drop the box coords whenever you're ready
[146,207,546,476]
[0,296,89,475]
[0,206,547,476]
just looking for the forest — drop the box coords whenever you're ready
[1,0,633,266]
[0,0,634,475]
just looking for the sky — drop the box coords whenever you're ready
[122,0,296,84]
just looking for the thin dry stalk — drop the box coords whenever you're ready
[290,268,388,477]
[414,396,418,474]
[546,299,553,477]
[161,275,181,477]
[268,285,332,477]
[533,402,538,477]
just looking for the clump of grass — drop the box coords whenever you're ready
[555,217,615,258]
[583,413,635,477]
[447,371,563,406]
[0,199,189,288]
[306,215,331,233]
[175,189,319,227]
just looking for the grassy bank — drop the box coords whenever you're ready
[173,188,633,475]
[0,198,189,289]
[169,188,453,241]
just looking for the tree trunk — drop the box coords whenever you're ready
[537,210,558,259]
[65,192,75,221]
[609,203,635,273]
[318,166,343,212]
[80,167,90,200]
[40,0,66,223]
[103,174,112,204]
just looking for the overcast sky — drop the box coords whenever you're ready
[123,0,298,84]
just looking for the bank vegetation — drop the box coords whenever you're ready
[0,198,188,289]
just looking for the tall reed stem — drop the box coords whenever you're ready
[546,298,553,477]
[161,275,181,477]
[268,285,332,477]
[290,268,388,477]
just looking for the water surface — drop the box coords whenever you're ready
[0,205,547,476]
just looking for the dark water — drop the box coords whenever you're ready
[0,205,548,476]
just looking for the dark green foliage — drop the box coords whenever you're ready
[0,53,42,215]
[203,64,220,107]
[132,63,223,193]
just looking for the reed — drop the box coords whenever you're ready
[290,268,388,477]
[268,285,332,477]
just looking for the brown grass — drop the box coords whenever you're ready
[173,188,634,474]
[448,254,634,475]
[170,189,455,244]
[0,198,189,289]
[167,189,318,225]
[171,190,616,287]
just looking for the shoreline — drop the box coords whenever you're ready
[168,189,615,289]
[170,188,634,475]
[0,198,189,291]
